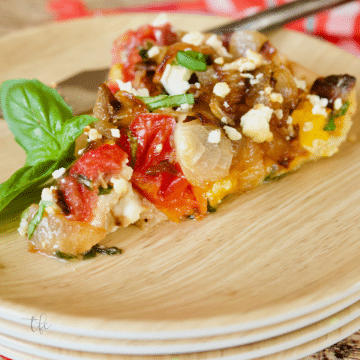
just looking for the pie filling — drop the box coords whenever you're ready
[18,17,356,259]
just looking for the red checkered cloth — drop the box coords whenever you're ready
[45,0,360,57]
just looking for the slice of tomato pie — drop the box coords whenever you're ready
[19,17,357,259]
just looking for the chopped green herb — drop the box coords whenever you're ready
[323,117,336,131]
[139,48,149,61]
[27,201,52,239]
[55,251,77,260]
[323,100,350,131]
[82,247,97,260]
[98,185,113,195]
[74,174,93,190]
[177,50,208,71]
[125,128,138,168]
[207,200,217,213]
[93,244,122,256]
[138,94,194,111]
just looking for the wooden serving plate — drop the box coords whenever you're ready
[0,14,359,342]
[1,299,360,360]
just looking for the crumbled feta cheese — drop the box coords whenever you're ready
[250,78,260,85]
[270,92,284,103]
[274,109,283,120]
[160,64,192,95]
[147,46,160,58]
[41,186,61,215]
[195,82,201,89]
[240,73,254,79]
[214,57,224,65]
[41,186,56,203]
[180,103,193,111]
[116,79,150,97]
[87,128,102,141]
[155,144,163,153]
[287,124,295,137]
[152,13,169,26]
[52,167,66,179]
[285,136,291,141]
[240,104,273,143]
[256,73,264,80]
[293,77,307,90]
[223,49,262,72]
[205,34,232,57]
[110,128,120,138]
[264,86,273,95]
[78,148,85,156]
[221,116,228,124]
[112,184,144,227]
[306,94,328,116]
[213,82,230,98]
[223,126,242,141]
[223,101,229,108]
[110,177,128,196]
[207,129,221,143]
[303,121,314,132]
[181,31,205,46]
[334,97,343,110]
[286,116,293,124]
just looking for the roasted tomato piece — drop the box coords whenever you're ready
[111,23,178,82]
[58,144,128,222]
[118,113,207,221]
[70,143,128,182]
[58,176,97,222]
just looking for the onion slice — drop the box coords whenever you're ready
[174,120,233,187]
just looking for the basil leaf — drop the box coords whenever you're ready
[177,51,207,71]
[0,79,97,166]
[138,94,194,111]
[28,200,53,239]
[0,79,72,165]
[137,95,167,105]
[323,100,350,132]
[0,159,67,213]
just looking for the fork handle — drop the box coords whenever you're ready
[205,0,354,34]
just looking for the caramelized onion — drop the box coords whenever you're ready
[229,30,268,58]
[273,65,298,109]
[174,120,233,187]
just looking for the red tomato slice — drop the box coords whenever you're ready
[119,113,207,221]
[70,144,128,182]
[111,23,178,82]
[60,144,128,222]
[59,176,97,222]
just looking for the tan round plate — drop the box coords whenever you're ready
[0,14,360,340]
[1,290,360,354]
[1,299,360,360]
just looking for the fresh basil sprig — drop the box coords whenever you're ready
[0,79,97,216]
[176,50,208,71]
[323,100,350,131]
[137,94,194,111]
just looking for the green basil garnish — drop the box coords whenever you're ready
[27,200,52,239]
[323,100,350,131]
[98,185,113,195]
[176,50,208,71]
[0,79,97,219]
[137,94,194,111]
